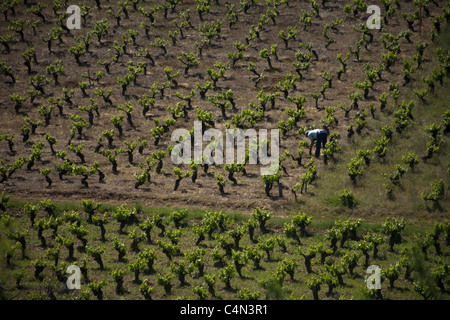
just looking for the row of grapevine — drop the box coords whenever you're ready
[1,196,449,300]
[0,0,448,209]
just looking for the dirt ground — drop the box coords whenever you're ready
[0,0,444,214]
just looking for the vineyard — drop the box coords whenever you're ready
[0,0,449,301]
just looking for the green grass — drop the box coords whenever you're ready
[0,199,448,300]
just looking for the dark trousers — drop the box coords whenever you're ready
[315,131,328,158]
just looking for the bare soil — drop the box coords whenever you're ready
[0,0,445,215]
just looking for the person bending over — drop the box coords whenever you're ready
[306,129,328,158]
